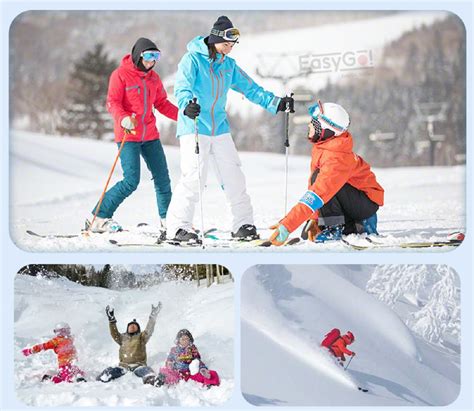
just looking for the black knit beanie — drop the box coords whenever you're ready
[207,16,234,44]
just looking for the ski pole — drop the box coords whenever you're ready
[85,122,135,236]
[193,98,205,249]
[344,355,354,371]
[283,93,295,215]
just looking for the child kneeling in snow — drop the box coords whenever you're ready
[155,329,220,387]
[22,322,85,383]
[269,100,384,245]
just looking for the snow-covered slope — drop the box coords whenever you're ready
[10,131,464,251]
[14,274,234,406]
[241,265,460,406]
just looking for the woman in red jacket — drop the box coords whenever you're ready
[87,38,178,236]
[269,100,384,245]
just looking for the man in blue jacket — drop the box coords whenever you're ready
[167,16,293,242]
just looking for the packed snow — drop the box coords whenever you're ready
[9,131,464,251]
[14,273,234,406]
[241,265,460,406]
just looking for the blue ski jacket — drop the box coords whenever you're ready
[174,36,281,137]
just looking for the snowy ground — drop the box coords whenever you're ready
[9,131,465,252]
[14,274,234,406]
[241,265,460,406]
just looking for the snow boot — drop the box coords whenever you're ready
[173,228,200,243]
[315,224,344,243]
[361,213,378,235]
[143,375,156,385]
[85,217,122,233]
[153,373,166,387]
[231,224,259,240]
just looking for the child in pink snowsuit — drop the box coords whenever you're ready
[157,329,220,387]
[21,322,85,383]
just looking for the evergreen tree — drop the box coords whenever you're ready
[58,43,117,139]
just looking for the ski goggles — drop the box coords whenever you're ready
[210,27,240,42]
[141,50,161,62]
[309,117,335,143]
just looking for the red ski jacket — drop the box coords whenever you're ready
[281,131,384,233]
[30,336,78,368]
[107,54,178,143]
[330,337,354,360]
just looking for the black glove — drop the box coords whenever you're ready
[184,99,201,119]
[277,96,295,112]
[106,305,116,322]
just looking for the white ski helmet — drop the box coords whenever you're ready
[53,322,71,337]
[308,100,350,136]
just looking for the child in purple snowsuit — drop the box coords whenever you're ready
[157,329,220,386]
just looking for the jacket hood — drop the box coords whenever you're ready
[187,36,225,61]
[131,37,159,67]
[314,131,354,153]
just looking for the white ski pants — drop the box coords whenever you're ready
[167,133,254,237]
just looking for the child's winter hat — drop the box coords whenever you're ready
[127,319,141,334]
[175,328,194,344]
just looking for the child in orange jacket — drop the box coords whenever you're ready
[269,100,384,245]
[22,322,85,383]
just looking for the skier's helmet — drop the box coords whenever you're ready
[54,322,71,337]
[308,100,350,138]
[127,319,141,335]
[345,331,355,343]
[175,329,194,344]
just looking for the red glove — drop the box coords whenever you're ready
[22,348,33,357]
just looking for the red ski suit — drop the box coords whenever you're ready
[107,54,178,143]
[280,131,384,233]
[330,336,355,361]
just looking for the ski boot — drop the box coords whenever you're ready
[85,217,122,233]
[361,213,378,235]
[173,228,200,244]
[158,219,167,242]
[231,224,259,240]
[315,224,344,243]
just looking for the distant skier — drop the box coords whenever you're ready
[155,329,220,387]
[21,322,85,383]
[166,15,294,243]
[269,100,384,245]
[321,328,356,365]
[96,303,162,385]
[86,37,178,237]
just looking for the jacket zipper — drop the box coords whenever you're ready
[141,78,147,142]
[210,64,220,136]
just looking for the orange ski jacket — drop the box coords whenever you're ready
[30,336,78,368]
[281,131,384,233]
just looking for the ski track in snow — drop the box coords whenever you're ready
[241,265,460,406]
[14,275,234,406]
[10,131,465,252]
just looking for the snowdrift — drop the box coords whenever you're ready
[241,265,460,406]
[14,274,234,406]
